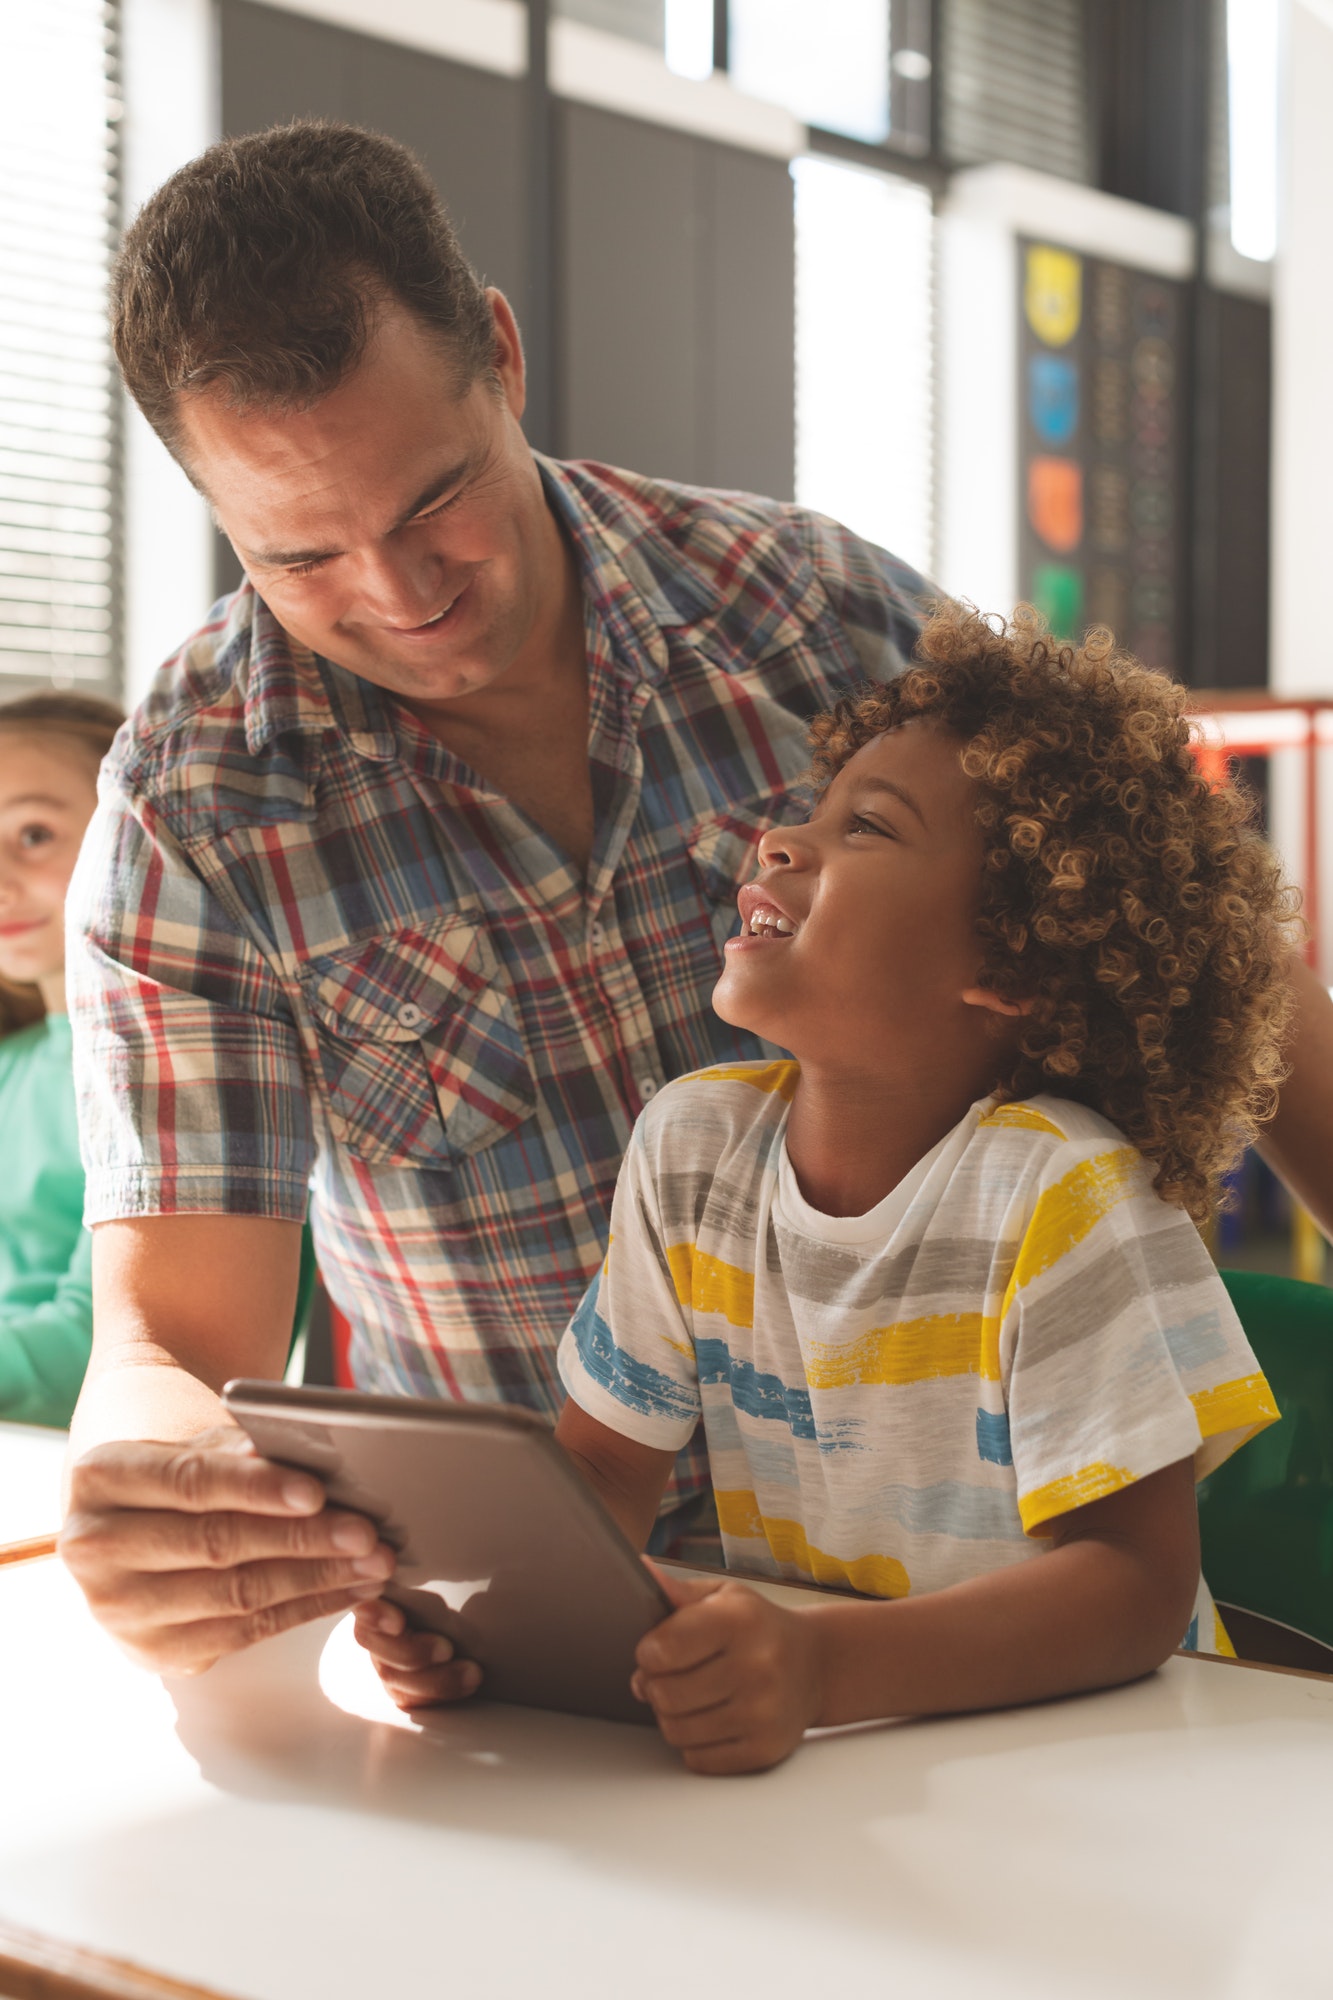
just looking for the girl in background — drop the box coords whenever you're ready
[0,692,123,1427]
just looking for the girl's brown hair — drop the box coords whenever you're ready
[0,690,123,1037]
[809,602,1298,1225]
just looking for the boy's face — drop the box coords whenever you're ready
[713,720,996,1065]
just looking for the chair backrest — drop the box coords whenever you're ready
[1197,1270,1333,1648]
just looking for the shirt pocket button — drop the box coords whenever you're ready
[396,1002,425,1031]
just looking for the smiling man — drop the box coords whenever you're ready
[58,121,1333,1677]
[56,121,930,1672]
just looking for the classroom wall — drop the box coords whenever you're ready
[212,0,796,598]
[1271,0,1333,699]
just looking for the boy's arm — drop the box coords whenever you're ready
[352,1402,678,1710]
[553,1401,680,1548]
[634,1456,1199,1774]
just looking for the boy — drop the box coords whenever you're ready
[356,604,1293,1771]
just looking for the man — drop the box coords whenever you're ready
[60,122,1333,1678]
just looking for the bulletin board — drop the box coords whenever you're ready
[1017,238,1189,672]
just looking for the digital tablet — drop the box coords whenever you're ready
[222,1380,671,1726]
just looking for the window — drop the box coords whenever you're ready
[794,155,934,577]
[557,0,667,51]
[1226,0,1278,262]
[730,0,891,145]
[0,0,120,695]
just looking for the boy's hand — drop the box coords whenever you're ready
[633,1568,824,1774]
[351,1598,482,1710]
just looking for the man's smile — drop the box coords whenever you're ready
[381,578,473,640]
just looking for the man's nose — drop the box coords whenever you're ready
[351,544,445,627]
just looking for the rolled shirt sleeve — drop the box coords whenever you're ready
[66,782,315,1226]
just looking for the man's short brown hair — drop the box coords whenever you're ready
[112,120,496,469]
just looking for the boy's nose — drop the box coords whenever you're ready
[756,823,811,870]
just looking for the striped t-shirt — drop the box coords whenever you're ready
[557,1060,1279,1655]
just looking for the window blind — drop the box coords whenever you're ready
[938,0,1093,185]
[0,0,120,694]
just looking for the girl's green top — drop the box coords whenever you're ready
[0,1014,92,1428]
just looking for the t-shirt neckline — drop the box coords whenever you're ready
[774,1096,992,1246]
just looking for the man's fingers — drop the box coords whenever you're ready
[93,1547,395,1633]
[62,1504,381,1577]
[148,1581,397,1677]
[67,1432,325,1519]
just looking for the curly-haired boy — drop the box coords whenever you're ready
[358,602,1295,1771]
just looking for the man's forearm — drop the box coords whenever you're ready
[69,1214,302,1467]
[1257,954,1333,1240]
[69,1346,229,1456]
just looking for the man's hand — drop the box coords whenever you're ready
[350,1598,483,1708]
[59,1425,397,1676]
[632,1568,825,1774]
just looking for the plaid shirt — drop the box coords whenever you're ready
[68,457,928,1499]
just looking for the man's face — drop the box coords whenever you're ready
[175,293,562,703]
[712,720,993,1066]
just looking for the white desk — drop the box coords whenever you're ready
[0,1420,65,1553]
[3,1555,1333,2000]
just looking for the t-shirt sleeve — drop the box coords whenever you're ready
[66,781,315,1226]
[556,1116,702,1452]
[1001,1138,1280,1536]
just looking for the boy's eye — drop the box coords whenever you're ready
[18,823,56,850]
[847,812,891,837]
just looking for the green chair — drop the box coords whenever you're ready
[1197,1270,1333,1668]
[290,1220,318,1370]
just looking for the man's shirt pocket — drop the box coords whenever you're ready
[300,918,537,1167]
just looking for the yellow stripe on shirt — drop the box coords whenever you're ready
[1002,1146,1143,1316]
[715,1488,910,1598]
[1017,1460,1137,1534]
[691,1060,800,1100]
[979,1102,1068,1139]
[806,1312,999,1387]
[1190,1373,1280,1438]
[665,1242,755,1327]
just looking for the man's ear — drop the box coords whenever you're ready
[960,985,1035,1019]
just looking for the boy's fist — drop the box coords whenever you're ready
[351,1597,482,1709]
[633,1568,825,1774]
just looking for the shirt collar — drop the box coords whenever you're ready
[537,454,722,686]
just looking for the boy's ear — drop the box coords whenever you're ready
[960,985,1036,1019]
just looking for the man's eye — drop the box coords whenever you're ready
[285,558,326,579]
[412,490,465,525]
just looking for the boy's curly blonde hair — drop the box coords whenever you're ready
[808,602,1298,1224]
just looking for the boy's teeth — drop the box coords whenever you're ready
[747,909,796,936]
